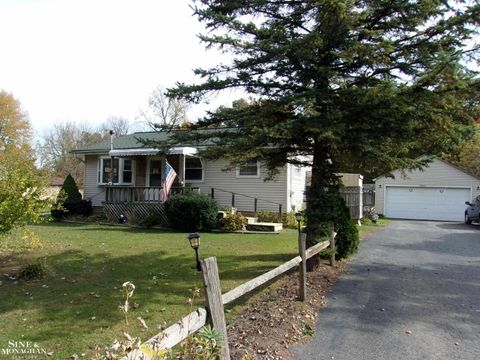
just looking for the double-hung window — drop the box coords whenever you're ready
[237,160,260,178]
[185,157,204,182]
[98,157,134,185]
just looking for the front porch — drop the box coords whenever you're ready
[104,186,200,204]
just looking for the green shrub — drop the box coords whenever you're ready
[18,262,47,280]
[257,210,302,229]
[305,187,359,260]
[63,199,93,217]
[164,192,218,231]
[257,210,280,223]
[220,209,247,231]
[360,216,373,225]
[61,174,82,202]
[130,211,164,228]
[282,211,300,229]
[51,175,92,218]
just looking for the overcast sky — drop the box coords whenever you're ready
[0,0,236,137]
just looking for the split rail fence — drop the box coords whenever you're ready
[127,230,336,360]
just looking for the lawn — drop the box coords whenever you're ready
[0,223,298,358]
[0,219,388,358]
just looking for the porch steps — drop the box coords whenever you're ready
[244,216,283,232]
[246,222,283,232]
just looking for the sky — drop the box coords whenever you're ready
[0,0,237,137]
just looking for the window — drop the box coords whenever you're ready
[237,160,260,177]
[293,165,302,178]
[98,157,134,185]
[122,159,133,183]
[185,157,203,182]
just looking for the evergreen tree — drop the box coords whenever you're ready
[60,174,82,202]
[163,1,479,251]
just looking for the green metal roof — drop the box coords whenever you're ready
[71,132,169,154]
[71,129,237,154]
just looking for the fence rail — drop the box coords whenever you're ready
[127,230,336,359]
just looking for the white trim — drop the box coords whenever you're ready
[236,160,260,178]
[287,163,292,211]
[109,147,197,157]
[146,156,163,188]
[97,156,136,185]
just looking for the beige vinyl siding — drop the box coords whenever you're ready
[191,159,288,213]
[84,155,106,207]
[375,158,480,214]
[288,164,308,211]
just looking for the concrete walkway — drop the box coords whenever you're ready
[292,220,480,360]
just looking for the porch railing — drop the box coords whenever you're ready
[104,186,200,203]
[210,187,283,216]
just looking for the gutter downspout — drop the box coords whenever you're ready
[109,130,115,185]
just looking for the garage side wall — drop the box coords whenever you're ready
[375,159,480,215]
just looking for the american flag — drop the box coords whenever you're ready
[162,161,177,201]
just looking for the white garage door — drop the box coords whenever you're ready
[385,186,470,221]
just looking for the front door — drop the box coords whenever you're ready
[149,159,163,187]
[145,158,163,201]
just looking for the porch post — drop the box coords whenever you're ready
[179,154,185,187]
[161,156,166,201]
[109,130,115,185]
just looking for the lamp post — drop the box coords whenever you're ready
[188,232,202,271]
[295,212,303,236]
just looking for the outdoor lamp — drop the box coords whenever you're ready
[295,212,303,235]
[188,232,202,271]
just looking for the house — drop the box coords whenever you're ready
[41,176,65,201]
[71,131,309,219]
[374,157,480,221]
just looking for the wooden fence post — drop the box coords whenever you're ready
[298,232,307,301]
[329,224,336,267]
[201,257,230,360]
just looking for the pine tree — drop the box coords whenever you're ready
[163,1,479,255]
[60,174,82,203]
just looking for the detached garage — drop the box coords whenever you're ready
[375,158,480,221]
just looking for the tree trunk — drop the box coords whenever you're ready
[305,140,336,271]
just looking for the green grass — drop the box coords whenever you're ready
[0,223,298,358]
[358,218,390,239]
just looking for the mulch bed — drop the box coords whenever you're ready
[228,259,346,359]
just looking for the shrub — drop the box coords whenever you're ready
[360,216,373,225]
[18,262,47,280]
[257,210,300,229]
[164,192,218,231]
[257,210,280,223]
[305,187,359,260]
[129,211,164,228]
[282,211,300,229]
[63,199,93,217]
[51,176,92,218]
[220,209,247,231]
[60,174,82,202]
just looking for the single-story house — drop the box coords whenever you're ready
[71,131,309,217]
[374,157,480,221]
[41,176,64,201]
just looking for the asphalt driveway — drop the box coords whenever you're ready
[292,220,480,360]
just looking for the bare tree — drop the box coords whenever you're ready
[139,86,189,130]
[37,122,102,187]
[99,116,130,136]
